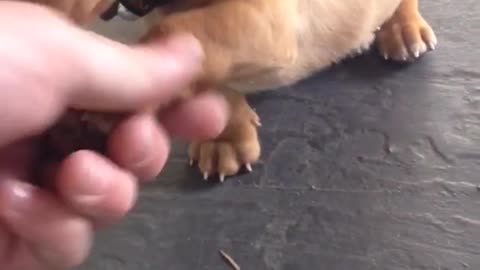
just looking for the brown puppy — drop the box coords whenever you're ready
[31,0,437,182]
[140,0,437,181]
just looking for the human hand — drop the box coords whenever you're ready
[0,2,228,269]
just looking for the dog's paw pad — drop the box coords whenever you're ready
[376,16,437,62]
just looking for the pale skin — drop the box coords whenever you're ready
[0,2,228,269]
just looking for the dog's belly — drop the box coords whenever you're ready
[225,68,307,93]
[227,0,403,94]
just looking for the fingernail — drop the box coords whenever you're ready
[0,179,34,219]
[164,34,204,63]
[35,248,64,268]
[32,226,92,269]
[80,163,111,195]
[209,92,231,134]
[128,117,155,169]
[70,155,112,205]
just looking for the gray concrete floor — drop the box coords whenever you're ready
[88,17,145,43]
[80,1,480,269]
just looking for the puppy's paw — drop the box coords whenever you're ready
[188,113,261,183]
[376,14,437,62]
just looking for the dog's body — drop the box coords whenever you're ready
[137,0,437,181]
[33,0,437,181]
[144,0,401,93]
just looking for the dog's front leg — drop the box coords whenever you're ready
[376,0,437,62]
[142,1,297,181]
[143,1,297,88]
[188,89,261,182]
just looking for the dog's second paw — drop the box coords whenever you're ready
[376,14,437,62]
[188,114,261,182]
[188,136,260,183]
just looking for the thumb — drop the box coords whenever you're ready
[65,33,204,111]
[3,2,203,111]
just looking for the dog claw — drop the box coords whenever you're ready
[189,159,194,166]
[219,174,225,182]
[245,163,253,172]
[428,42,436,50]
[413,50,420,58]
[203,172,209,180]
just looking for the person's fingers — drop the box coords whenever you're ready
[107,93,229,181]
[160,92,230,141]
[108,114,170,181]
[0,2,204,146]
[0,178,92,269]
[55,150,137,225]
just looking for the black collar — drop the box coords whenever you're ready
[101,0,171,20]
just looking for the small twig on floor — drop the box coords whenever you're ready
[219,250,241,270]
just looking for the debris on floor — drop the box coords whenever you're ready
[219,250,241,270]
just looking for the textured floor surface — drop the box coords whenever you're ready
[79,1,480,269]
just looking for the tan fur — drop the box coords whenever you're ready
[376,0,437,61]
[140,0,401,92]
[29,0,115,23]
[28,0,437,181]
